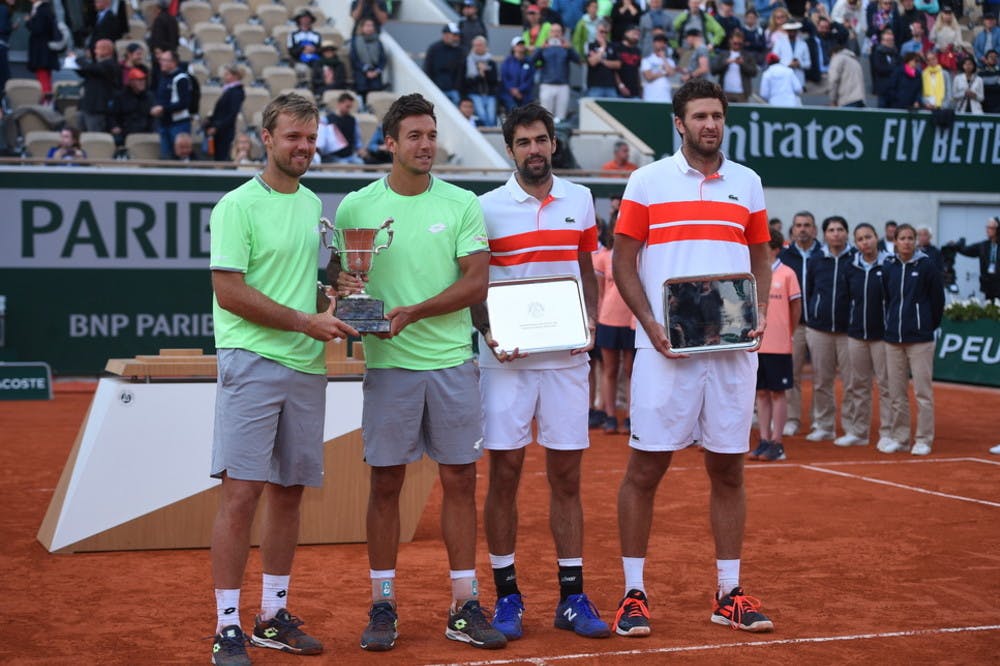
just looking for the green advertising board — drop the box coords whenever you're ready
[0,362,53,400]
[596,101,998,192]
[934,318,1000,387]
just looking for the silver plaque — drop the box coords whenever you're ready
[486,275,590,354]
[663,273,760,354]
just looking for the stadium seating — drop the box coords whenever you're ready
[261,65,297,93]
[125,132,162,160]
[24,130,61,158]
[5,78,42,108]
[179,1,212,28]
[79,132,116,160]
[256,4,290,35]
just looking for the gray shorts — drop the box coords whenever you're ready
[212,348,327,487]
[362,360,484,467]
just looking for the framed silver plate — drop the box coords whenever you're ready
[663,273,760,354]
[486,275,590,354]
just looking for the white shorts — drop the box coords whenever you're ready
[628,348,756,454]
[480,363,590,451]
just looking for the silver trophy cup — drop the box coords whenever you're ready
[321,217,395,333]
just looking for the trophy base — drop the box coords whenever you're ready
[336,296,390,334]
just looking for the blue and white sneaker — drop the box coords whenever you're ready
[491,593,524,640]
[554,593,611,638]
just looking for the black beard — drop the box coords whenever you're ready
[517,158,551,185]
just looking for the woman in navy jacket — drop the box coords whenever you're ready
[804,215,856,442]
[841,223,891,449]
[878,223,945,456]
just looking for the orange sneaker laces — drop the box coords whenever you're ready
[718,591,763,629]
[615,596,650,625]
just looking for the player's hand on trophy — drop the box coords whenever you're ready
[484,330,527,363]
[336,271,367,297]
[648,321,689,359]
[746,308,767,346]
[570,315,597,355]
[303,292,359,341]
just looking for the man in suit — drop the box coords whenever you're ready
[205,64,246,161]
[88,0,127,53]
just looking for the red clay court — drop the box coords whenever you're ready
[2,378,998,664]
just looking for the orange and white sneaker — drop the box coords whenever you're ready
[711,587,774,632]
[614,589,651,637]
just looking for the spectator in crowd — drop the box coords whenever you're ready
[87,0,128,52]
[639,0,674,55]
[712,28,757,102]
[841,223,891,449]
[318,92,364,164]
[888,50,925,108]
[916,226,945,273]
[803,215,855,443]
[534,24,578,122]
[828,40,866,106]
[741,8,768,64]
[573,0,603,57]
[553,0,586,32]
[951,52,985,115]
[715,0,743,48]
[0,0,13,95]
[748,228,801,463]
[204,64,245,161]
[463,35,499,126]
[173,131,196,161]
[110,65,155,149]
[500,36,536,112]
[601,140,637,172]
[674,0,724,49]
[147,0,179,58]
[616,24,643,98]
[120,43,146,87]
[866,0,901,50]
[806,18,847,92]
[458,0,487,53]
[759,51,802,105]
[921,49,951,108]
[978,49,1000,112]
[878,223,944,456]
[425,22,464,104]
[150,49,192,159]
[871,28,901,107]
[289,8,321,64]
[900,18,931,55]
[973,13,1000,66]
[953,216,1000,301]
[77,38,121,132]
[679,28,713,83]
[879,220,898,253]
[537,0,565,27]
[230,131,257,163]
[895,0,926,45]
[764,5,791,49]
[774,21,811,87]
[350,18,387,106]
[586,20,622,97]
[362,123,392,163]
[351,0,389,34]
[26,0,60,103]
[778,211,822,437]
[457,96,482,127]
[523,4,553,53]
[47,126,86,161]
[930,6,966,52]
[312,41,348,96]
[831,0,867,53]
[642,33,677,101]
[611,0,643,42]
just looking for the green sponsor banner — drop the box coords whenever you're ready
[0,362,53,400]
[596,101,998,192]
[933,318,1000,387]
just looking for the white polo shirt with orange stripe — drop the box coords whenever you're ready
[617,150,770,453]
[478,173,598,371]
[617,150,770,349]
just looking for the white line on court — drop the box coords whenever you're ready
[423,624,1000,666]
[799,464,1000,508]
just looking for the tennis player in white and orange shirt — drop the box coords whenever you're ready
[610,79,775,637]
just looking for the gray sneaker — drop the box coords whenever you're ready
[212,625,251,666]
[445,600,507,649]
[361,601,398,651]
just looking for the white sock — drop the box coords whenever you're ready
[260,573,289,621]
[450,569,478,607]
[370,568,396,604]
[215,588,241,632]
[489,552,515,569]
[622,556,645,595]
[557,557,583,567]
[717,559,740,598]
